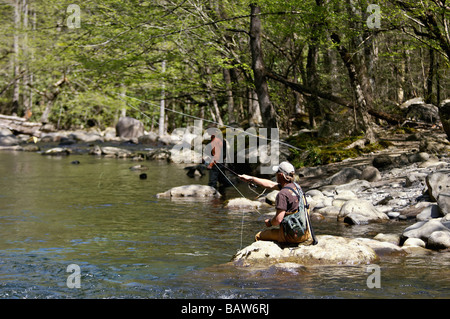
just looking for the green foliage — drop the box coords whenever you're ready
[286,134,393,168]
[0,0,448,133]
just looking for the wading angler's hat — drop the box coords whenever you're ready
[273,161,295,175]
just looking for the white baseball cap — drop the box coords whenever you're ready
[272,161,295,175]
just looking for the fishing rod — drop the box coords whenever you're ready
[214,162,256,188]
[117,93,304,152]
[214,162,267,199]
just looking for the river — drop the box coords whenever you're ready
[0,151,449,299]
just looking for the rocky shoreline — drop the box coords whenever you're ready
[229,149,450,267]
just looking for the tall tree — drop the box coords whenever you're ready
[249,4,277,129]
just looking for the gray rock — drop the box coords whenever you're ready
[408,152,430,163]
[225,198,262,210]
[402,238,426,248]
[264,190,279,205]
[329,167,362,185]
[427,230,450,250]
[68,130,103,143]
[0,135,19,146]
[231,235,378,266]
[91,146,133,158]
[437,193,450,216]
[156,184,221,198]
[315,206,341,218]
[334,179,371,193]
[419,135,450,154]
[402,219,450,243]
[425,170,450,201]
[404,103,439,123]
[338,199,389,225]
[416,204,443,221]
[372,154,410,170]
[42,147,70,156]
[169,148,202,164]
[0,127,13,136]
[115,117,144,139]
[147,148,171,161]
[353,238,405,256]
[440,99,450,141]
[361,166,381,182]
[138,132,158,144]
[373,233,401,246]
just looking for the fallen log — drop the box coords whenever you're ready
[0,114,42,136]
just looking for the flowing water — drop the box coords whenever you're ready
[0,151,449,299]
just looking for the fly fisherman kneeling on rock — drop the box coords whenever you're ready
[239,161,317,245]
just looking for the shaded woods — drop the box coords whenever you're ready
[0,0,449,145]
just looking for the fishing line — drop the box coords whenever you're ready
[117,94,303,151]
[118,93,276,251]
[213,162,264,251]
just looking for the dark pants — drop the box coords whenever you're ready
[208,164,230,188]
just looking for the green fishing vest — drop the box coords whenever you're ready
[280,183,308,239]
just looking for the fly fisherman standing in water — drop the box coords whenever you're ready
[239,161,317,245]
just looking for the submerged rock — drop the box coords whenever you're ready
[231,235,379,267]
[156,184,221,198]
[42,147,71,156]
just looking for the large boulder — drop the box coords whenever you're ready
[115,117,144,139]
[439,99,450,141]
[337,199,389,225]
[401,219,450,245]
[437,193,450,216]
[329,167,362,185]
[426,170,450,201]
[231,235,379,266]
[404,102,439,123]
[156,184,221,198]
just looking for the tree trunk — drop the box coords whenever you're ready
[248,89,262,127]
[158,60,166,137]
[223,67,235,123]
[330,33,376,143]
[425,48,435,104]
[22,0,31,119]
[306,44,319,128]
[205,66,223,126]
[249,4,277,129]
[39,77,67,124]
[12,0,21,114]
